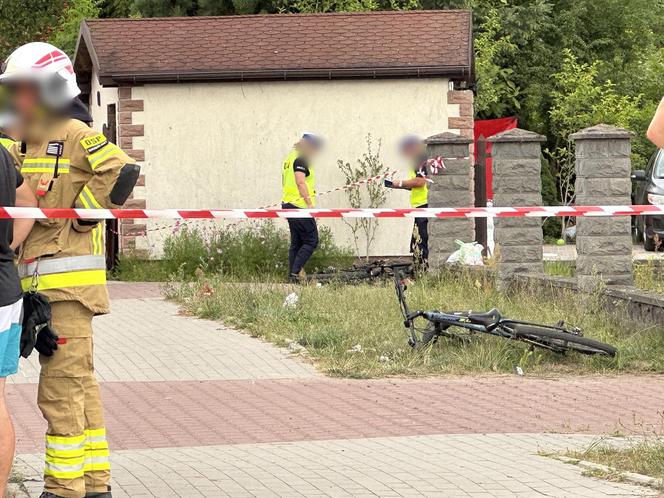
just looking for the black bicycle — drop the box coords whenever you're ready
[394,272,617,356]
[310,260,414,284]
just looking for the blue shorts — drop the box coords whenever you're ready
[0,299,22,378]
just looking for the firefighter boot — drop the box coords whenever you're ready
[85,486,112,498]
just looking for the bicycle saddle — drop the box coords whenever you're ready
[467,308,502,328]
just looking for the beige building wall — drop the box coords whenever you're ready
[89,69,118,133]
[131,78,456,257]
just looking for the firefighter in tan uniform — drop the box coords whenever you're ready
[0,42,140,498]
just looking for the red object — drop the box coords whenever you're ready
[0,205,661,219]
[474,117,518,201]
[56,338,68,345]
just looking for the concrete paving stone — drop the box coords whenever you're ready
[15,433,654,498]
[9,297,317,385]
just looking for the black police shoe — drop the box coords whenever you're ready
[85,489,112,498]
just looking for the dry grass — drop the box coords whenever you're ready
[567,439,664,489]
[167,269,664,378]
[634,260,664,294]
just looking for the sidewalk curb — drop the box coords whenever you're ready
[556,455,664,490]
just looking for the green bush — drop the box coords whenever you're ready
[158,221,353,280]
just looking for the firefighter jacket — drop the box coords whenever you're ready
[10,117,135,314]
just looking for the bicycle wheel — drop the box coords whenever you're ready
[511,324,617,357]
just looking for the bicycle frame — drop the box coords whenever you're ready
[393,271,615,356]
[396,273,554,344]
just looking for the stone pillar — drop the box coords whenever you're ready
[571,125,633,290]
[425,132,474,266]
[489,129,545,287]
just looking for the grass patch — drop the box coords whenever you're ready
[111,221,354,282]
[168,269,664,378]
[110,256,171,282]
[544,260,576,278]
[544,259,664,295]
[634,259,664,294]
[566,439,664,488]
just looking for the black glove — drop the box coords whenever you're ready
[384,179,395,188]
[21,291,55,358]
[20,323,36,358]
[35,324,59,357]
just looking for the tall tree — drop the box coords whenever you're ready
[50,0,101,56]
[0,0,64,57]
[100,0,133,17]
[131,0,198,16]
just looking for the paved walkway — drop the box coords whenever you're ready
[543,243,664,261]
[8,283,662,497]
[9,289,316,384]
[14,434,655,498]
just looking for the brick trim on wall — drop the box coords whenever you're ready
[447,90,474,141]
[117,86,147,254]
[447,89,475,208]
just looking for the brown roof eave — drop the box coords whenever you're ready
[98,65,471,86]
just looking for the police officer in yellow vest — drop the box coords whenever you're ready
[1,42,140,498]
[384,135,429,270]
[282,133,323,282]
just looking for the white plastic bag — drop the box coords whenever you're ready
[446,240,484,266]
[283,292,299,309]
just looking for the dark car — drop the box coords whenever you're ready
[633,149,664,251]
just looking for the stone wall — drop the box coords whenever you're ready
[425,132,474,266]
[489,129,545,288]
[571,125,633,290]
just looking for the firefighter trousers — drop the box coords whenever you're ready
[38,301,110,498]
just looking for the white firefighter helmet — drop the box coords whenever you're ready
[0,42,80,109]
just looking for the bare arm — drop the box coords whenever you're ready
[295,171,314,208]
[647,98,664,149]
[394,177,427,190]
[11,182,37,250]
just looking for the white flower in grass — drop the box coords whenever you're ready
[347,344,363,353]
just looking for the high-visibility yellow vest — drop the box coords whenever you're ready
[409,168,428,207]
[0,137,14,151]
[282,149,315,208]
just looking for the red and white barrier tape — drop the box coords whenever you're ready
[260,169,399,209]
[2,205,663,220]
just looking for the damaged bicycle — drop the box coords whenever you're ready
[394,271,617,357]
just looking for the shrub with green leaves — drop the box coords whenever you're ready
[157,221,353,280]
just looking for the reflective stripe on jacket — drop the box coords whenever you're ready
[0,137,14,151]
[282,149,315,208]
[18,255,107,291]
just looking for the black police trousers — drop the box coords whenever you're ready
[410,203,429,270]
[283,203,319,275]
